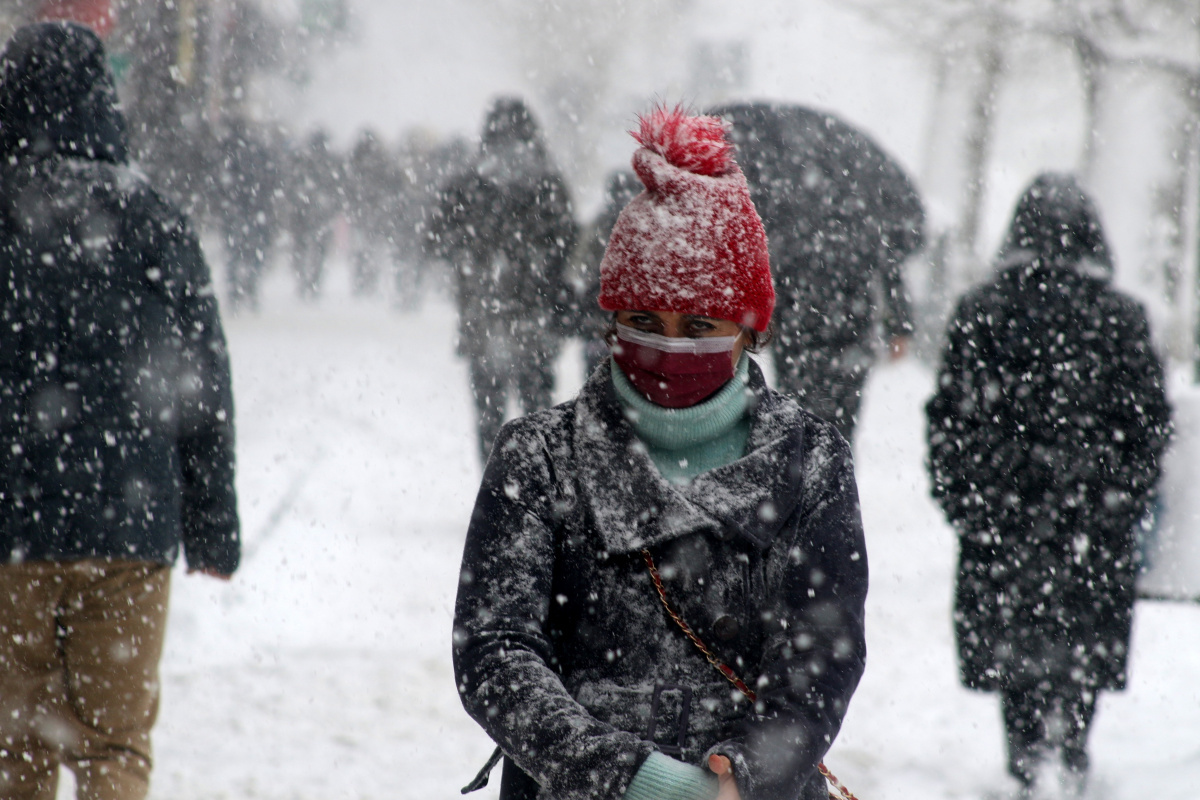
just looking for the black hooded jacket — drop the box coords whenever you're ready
[926,174,1170,691]
[0,23,239,573]
[0,22,127,164]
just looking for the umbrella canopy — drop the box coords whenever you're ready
[708,101,924,341]
[710,101,923,260]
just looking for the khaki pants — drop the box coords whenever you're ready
[0,560,170,800]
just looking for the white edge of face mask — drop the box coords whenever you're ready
[613,323,739,355]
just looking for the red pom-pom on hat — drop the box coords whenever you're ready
[599,106,774,331]
[633,105,734,177]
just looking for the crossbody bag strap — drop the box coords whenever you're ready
[640,549,859,800]
[460,746,504,794]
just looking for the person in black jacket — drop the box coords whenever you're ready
[926,173,1170,798]
[430,97,577,463]
[0,23,240,800]
[454,108,866,800]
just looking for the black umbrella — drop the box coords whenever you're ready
[708,101,924,341]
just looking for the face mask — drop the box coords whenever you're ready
[611,323,739,408]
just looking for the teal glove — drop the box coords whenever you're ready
[623,751,719,800]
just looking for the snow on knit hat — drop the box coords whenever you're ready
[598,107,774,332]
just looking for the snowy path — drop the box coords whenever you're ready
[132,268,1199,800]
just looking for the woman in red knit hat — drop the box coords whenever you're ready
[453,107,868,800]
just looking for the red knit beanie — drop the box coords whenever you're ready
[598,107,774,332]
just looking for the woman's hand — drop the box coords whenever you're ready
[708,755,742,800]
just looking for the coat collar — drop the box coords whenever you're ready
[572,359,808,555]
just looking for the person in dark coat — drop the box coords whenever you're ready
[925,173,1170,797]
[288,129,342,299]
[345,128,403,297]
[389,131,440,311]
[454,109,867,800]
[430,97,577,463]
[710,102,924,442]
[217,117,280,312]
[0,22,240,800]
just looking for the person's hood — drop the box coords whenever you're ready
[0,22,128,164]
[996,172,1112,278]
[481,96,541,148]
[476,96,553,183]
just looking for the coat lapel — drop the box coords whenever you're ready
[684,368,807,550]
[572,361,806,555]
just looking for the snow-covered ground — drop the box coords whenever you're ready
[98,257,1200,800]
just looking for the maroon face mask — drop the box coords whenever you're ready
[611,323,739,408]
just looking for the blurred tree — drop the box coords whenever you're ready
[109,0,302,219]
[116,0,211,208]
[849,0,1200,368]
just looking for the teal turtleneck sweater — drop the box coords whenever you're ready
[611,353,753,484]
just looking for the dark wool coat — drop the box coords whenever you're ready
[0,23,239,574]
[453,362,868,800]
[926,174,1170,692]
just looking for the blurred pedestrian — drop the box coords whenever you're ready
[288,129,341,300]
[412,132,473,299]
[429,97,576,462]
[0,23,240,800]
[218,118,280,312]
[346,129,399,297]
[572,168,640,379]
[925,173,1170,798]
[389,130,439,311]
[712,102,924,441]
[453,107,866,800]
